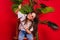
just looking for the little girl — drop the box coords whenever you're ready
[15,4,36,40]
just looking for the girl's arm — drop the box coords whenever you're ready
[24,27,32,34]
[24,25,31,34]
[15,8,20,13]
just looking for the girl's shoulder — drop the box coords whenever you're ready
[18,11,27,21]
[18,11,24,15]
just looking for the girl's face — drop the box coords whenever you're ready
[27,12,36,20]
[32,12,36,19]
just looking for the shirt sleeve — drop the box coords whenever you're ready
[18,11,23,19]
[17,11,27,21]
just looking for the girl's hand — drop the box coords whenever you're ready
[24,28,31,34]
[25,29,31,34]
[18,4,22,9]
[15,4,22,13]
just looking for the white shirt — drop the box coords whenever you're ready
[18,11,27,21]
[18,11,33,31]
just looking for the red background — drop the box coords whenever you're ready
[0,0,60,40]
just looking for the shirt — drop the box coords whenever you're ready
[18,11,33,31]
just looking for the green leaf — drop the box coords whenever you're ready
[40,7,54,14]
[45,7,54,12]
[40,8,47,13]
[19,5,33,14]
[12,4,19,12]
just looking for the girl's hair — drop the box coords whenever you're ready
[24,13,32,25]
[24,11,39,27]
[30,11,39,36]
[24,11,36,25]
[24,12,39,36]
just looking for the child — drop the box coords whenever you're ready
[15,4,37,40]
[18,12,36,40]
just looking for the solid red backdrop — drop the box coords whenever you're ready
[0,0,60,40]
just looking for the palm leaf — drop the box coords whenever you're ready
[20,5,33,14]
[41,7,54,14]
[12,4,19,12]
